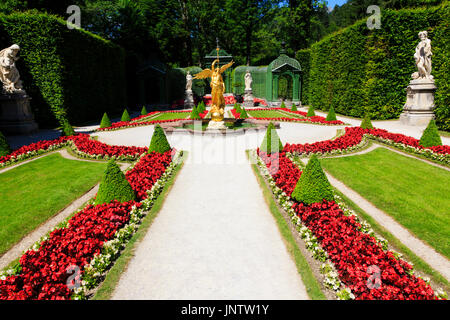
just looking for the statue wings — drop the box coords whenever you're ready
[193,69,212,79]
[219,60,234,74]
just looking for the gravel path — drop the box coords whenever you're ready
[111,133,310,300]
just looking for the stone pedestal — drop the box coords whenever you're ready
[399,79,436,126]
[243,89,254,108]
[0,93,38,134]
[207,120,227,130]
[184,89,195,108]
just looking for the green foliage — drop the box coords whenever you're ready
[0,130,11,157]
[419,119,442,147]
[260,122,283,154]
[0,12,126,129]
[280,100,287,109]
[140,106,148,116]
[307,105,315,117]
[360,114,374,129]
[291,104,298,112]
[303,3,450,130]
[197,100,206,113]
[121,109,131,122]
[326,106,337,121]
[148,124,171,154]
[190,105,201,120]
[61,119,75,136]
[296,49,310,105]
[291,154,334,205]
[95,160,136,205]
[100,112,112,129]
[240,107,248,119]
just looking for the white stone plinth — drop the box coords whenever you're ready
[184,89,194,108]
[399,79,436,126]
[207,120,227,130]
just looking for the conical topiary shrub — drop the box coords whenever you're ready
[326,106,337,121]
[190,105,201,120]
[419,119,442,147]
[100,112,112,128]
[360,114,373,129]
[61,119,75,136]
[307,105,315,117]
[260,122,283,154]
[121,109,131,122]
[141,106,148,116]
[280,101,287,109]
[95,160,136,205]
[0,130,11,157]
[240,107,248,119]
[291,154,334,205]
[197,101,206,113]
[149,124,171,154]
[291,104,298,112]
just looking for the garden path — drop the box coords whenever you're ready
[111,132,311,299]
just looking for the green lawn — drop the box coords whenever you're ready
[248,110,295,118]
[137,112,189,122]
[0,153,107,255]
[321,148,450,258]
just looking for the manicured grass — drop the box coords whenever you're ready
[92,152,187,300]
[321,148,450,259]
[0,153,107,256]
[138,112,189,122]
[248,110,294,118]
[247,151,326,300]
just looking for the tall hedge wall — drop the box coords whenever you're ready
[301,3,449,131]
[0,12,126,128]
[296,49,310,105]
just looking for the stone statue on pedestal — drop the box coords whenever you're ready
[243,70,254,108]
[184,71,195,108]
[0,44,38,134]
[400,31,437,126]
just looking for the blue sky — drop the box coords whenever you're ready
[327,0,348,7]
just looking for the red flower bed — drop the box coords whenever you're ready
[293,200,436,300]
[71,134,147,157]
[199,109,209,119]
[0,201,138,300]
[125,150,174,201]
[258,151,437,300]
[284,127,450,156]
[230,109,240,119]
[253,98,268,106]
[0,149,175,300]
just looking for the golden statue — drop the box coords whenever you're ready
[194,59,234,122]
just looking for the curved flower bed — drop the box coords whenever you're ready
[256,150,440,300]
[0,149,178,300]
[247,107,345,125]
[284,127,450,164]
[0,134,147,169]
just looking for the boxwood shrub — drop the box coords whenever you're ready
[419,119,442,147]
[95,160,136,205]
[149,124,171,154]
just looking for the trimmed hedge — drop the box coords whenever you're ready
[300,3,450,131]
[140,106,148,116]
[260,122,283,154]
[0,130,11,157]
[148,124,171,154]
[190,105,201,120]
[0,12,126,129]
[360,114,374,129]
[419,119,442,147]
[325,105,337,121]
[296,49,310,105]
[307,105,315,117]
[291,154,334,205]
[95,160,136,205]
[240,107,248,119]
[121,109,131,122]
[291,104,298,112]
[99,112,111,129]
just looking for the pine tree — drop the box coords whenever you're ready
[141,106,148,115]
[148,124,171,154]
[100,112,112,128]
[121,109,131,122]
[326,106,337,121]
[260,122,283,153]
[0,130,11,157]
[419,119,442,147]
[291,154,334,205]
[360,114,373,129]
[307,105,316,117]
[95,160,136,205]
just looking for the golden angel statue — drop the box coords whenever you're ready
[194,59,234,122]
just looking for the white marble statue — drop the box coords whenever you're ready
[186,71,193,91]
[412,31,433,81]
[0,44,25,94]
[244,70,252,91]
